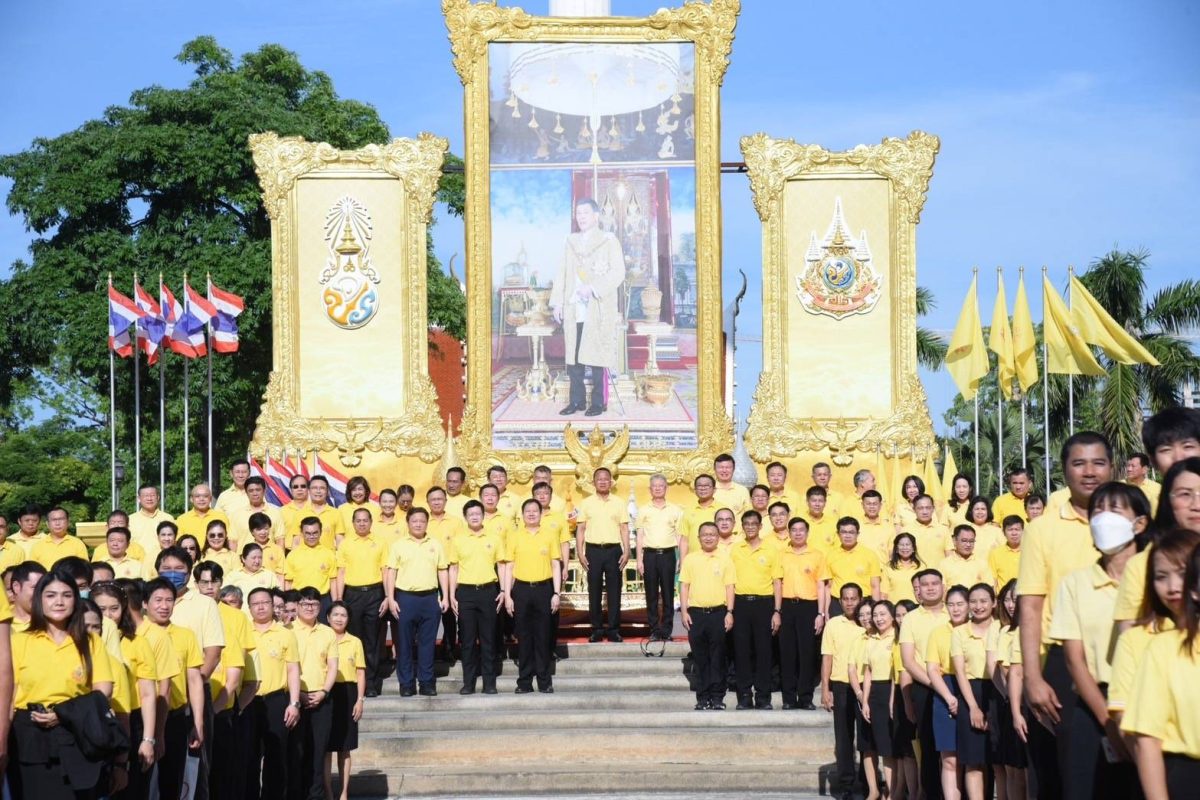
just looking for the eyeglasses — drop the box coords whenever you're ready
[291,483,308,489]
[298,601,321,609]
[1170,488,1200,504]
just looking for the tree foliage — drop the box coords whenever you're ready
[0,38,466,517]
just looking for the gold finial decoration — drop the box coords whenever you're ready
[564,424,631,492]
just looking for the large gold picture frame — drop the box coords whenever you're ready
[445,0,739,485]
[741,131,940,465]
[248,132,449,466]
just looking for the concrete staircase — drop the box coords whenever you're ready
[349,641,835,797]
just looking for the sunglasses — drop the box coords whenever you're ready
[292,483,308,489]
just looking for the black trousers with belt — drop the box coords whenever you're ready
[210,706,239,800]
[343,583,384,690]
[687,606,727,703]
[779,597,818,706]
[911,682,942,800]
[732,593,774,703]
[297,698,333,800]
[158,707,191,800]
[457,581,500,690]
[254,691,298,800]
[831,682,858,795]
[586,543,622,632]
[642,547,676,638]
[513,579,554,690]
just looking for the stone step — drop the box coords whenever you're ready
[346,761,830,798]
[363,690,786,713]
[380,673,693,693]
[359,706,831,733]
[387,656,692,680]
[353,727,831,767]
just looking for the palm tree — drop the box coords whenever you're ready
[1077,249,1200,457]
[916,286,948,369]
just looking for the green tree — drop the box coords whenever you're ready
[916,285,948,369]
[0,37,466,517]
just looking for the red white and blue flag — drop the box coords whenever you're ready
[160,283,195,358]
[182,282,217,357]
[134,281,166,363]
[208,280,245,354]
[251,457,292,507]
[313,453,349,506]
[108,285,143,358]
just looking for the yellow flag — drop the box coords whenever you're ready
[923,450,942,504]
[989,273,1017,399]
[888,447,904,515]
[940,446,959,502]
[1069,275,1159,366]
[946,274,990,400]
[874,446,891,516]
[1011,273,1038,391]
[1042,274,1105,376]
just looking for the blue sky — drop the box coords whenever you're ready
[2,0,1197,432]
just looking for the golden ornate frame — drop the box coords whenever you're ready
[444,0,739,485]
[248,132,449,466]
[740,131,940,465]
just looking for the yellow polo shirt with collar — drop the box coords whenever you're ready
[252,622,299,696]
[0,540,26,574]
[925,621,956,674]
[292,619,338,692]
[907,520,949,563]
[444,493,469,520]
[1048,560,1120,684]
[1107,621,1169,715]
[541,510,572,547]
[1126,478,1160,510]
[164,623,203,710]
[730,540,782,596]
[780,547,830,600]
[1122,630,1200,758]
[827,544,882,596]
[505,526,559,583]
[938,552,993,590]
[495,493,521,526]
[1016,499,1096,646]
[764,531,792,554]
[680,502,717,554]
[10,532,44,561]
[858,518,894,562]
[992,492,1030,524]
[337,534,388,587]
[638,502,684,550]
[211,601,250,709]
[806,514,840,556]
[483,513,515,551]
[989,544,1021,592]
[12,630,114,709]
[427,514,468,553]
[215,486,251,517]
[301,505,344,550]
[231,503,284,549]
[203,548,241,578]
[128,509,174,555]
[335,634,365,683]
[280,501,312,545]
[951,619,999,679]
[171,590,226,651]
[962,523,1003,556]
[713,483,750,516]
[898,604,950,664]
[821,614,862,684]
[31,534,90,569]
[679,548,735,607]
[863,631,897,682]
[371,518,404,552]
[450,530,505,585]
[338,500,382,535]
[881,561,920,604]
[93,554,145,580]
[577,494,629,545]
[251,540,287,577]
[136,618,180,685]
[1112,546,1149,622]
[284,544,338,594]
[387,536,447,592]
[766,489,804,518]
[176,508,231,541]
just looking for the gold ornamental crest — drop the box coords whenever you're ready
[795,197,881,319]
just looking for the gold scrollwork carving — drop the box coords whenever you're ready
[248,133,449,467]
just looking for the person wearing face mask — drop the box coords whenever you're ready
[1048,482,1147,800]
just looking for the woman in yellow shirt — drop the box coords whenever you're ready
[1122,540,1200,799]
[201,520,241,576]
[892,601,919,800]
[325,601,367,800]
[847,601,881,800]
[231,542,281,594]
[945,473,975,529]
[861,600,900,800]
[952,583,999,800]
[966,497,1003,556]
[881,533,923,605]
[893,475,924,532]
[926,584,969,800]
[990,579,1027,800]
[10,566,116,798]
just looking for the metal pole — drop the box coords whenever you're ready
[1042,267,1052,491]
[974,392,980,490]
[207,274,215,489]
[1067,265,1075,435]
[109,287,118,509]
[997,383,1004,495]
[158,275,165,501]
[133,274,141,491]
[1021,394,1028,468]
[184,359,190,508]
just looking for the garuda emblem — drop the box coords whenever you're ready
[795,197,882,319]
[321,196,380,329]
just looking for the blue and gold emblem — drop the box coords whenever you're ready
[321,196,380,330]
[795,197,882,319]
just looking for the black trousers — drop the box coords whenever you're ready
[1165,755,1200,799]
[513,579,554,690]
[586,543,622,632]
[210,707,239,800]
[343,584,384,688]
[831,682,858,794]
[158,708,190,800]
[114,709,148,800]
[779,598,818,705]
[236,699,261,800]
[912,682,942,800]
[255,691,298,800]
[1064,686,1135,800]
[732,594,774,702]
[687,607,727,702]
[457,582,500,689]
[1027,644,1077,800]
[297,699,333,800]
[642,547,676,638]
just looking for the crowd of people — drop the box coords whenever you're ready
[1,408,1198,799]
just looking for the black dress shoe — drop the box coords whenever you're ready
[539,685,554,694]
[735,701,753,710]
[418,686,437,697]
[400,686,416,697]
[584,405,605,416]
[559,404,581,415]
[781,702,796,710]
[756,702,774,710]
[799,702,817,710]
[483,686,498,695]
[458,687,475,695]
[588,631,605,643]
[606,631,623,643]
[694,700,710,711]
[365,688,380,698]
[514,686,534,694]
[708,701,726,711]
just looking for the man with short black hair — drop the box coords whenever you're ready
[216,458,252,517]
[11,504,44,560]
[384,507,449,696]
[1123,451,1161,508]
[575,468,630,642]
[30,506,88,568]
[993,467,1034,523]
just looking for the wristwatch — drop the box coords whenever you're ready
[141,737,157,746]
[290,700,302,709]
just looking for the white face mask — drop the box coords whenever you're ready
[1089,510,1135,555]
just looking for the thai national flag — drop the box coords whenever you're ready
[266,457,297,504]
[251,457,291,506]
[134,281,166,363]
[182,283,217,357]
[108,285,143,358]
[208,280,245,354]
[160,283,195,358]
[314,454,349,506]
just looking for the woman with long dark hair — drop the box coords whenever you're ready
[10,567,116,799]
[946,473,975,527]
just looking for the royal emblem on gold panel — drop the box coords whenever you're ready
[321,196,380,329]
[795,197,881,319]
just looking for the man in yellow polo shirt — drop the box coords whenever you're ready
[729,510,783,710]
[532,481,571,653]
[1123,452,1161,509]
[712,454,750,515]
[334,507,387,697]
[30,506,89,568]
[300,476,343,550]
[426,486,467,663]
[502,499,561,694]
[449,500,506,694]
[812,462,847,518]
[636,473,683,642]
[128,487,174,557]
[857,490,894,562]
[11,505,45,560]
[0,515,24,576]
[779,517,830,710]
[679,473,718,560]
[939,524,993,590]
[246,586,301,800]
[214,459,252,518]
[910,494,950,562]
[989,515,1023,592]
[992,467,1034,523]
[230,476,283,550]
[575,467,630,643]
[765,461,803,519]
[92,526,144,580]
[177,484,231,542]
[765,501,793,552]
[679,522,736,711]
[1017,430,1113,800]
[280,474,311,547]
[826,517,882,607]
[488,465,520,525]
[284,518,338,608]
[898,568,949,798]
[292,586,339,800]
[804,487,839,555]
[443,467,470,519]
[820,582,865,799]
[384,507,449,696]
[531,465,568,515]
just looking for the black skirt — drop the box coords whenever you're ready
[866,682,896,758]
[326,682,360,753]
[956,677,991,767]
[890,684,916,757]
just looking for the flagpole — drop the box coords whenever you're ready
[1067,265,1075,435]
[1020,394,1028,468]
[158,273,166,501]
[996,266,1004,494]
[109,275,118,509]
[1042,266,1052,492]
[974,392,980,490]
[132,273,142,492]
[207,273,214,489]
[184,358,190,506]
